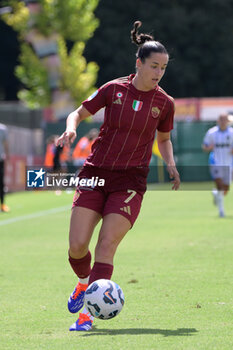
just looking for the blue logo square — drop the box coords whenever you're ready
[27,168,46,188]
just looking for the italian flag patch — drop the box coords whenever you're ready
[132,100,143,111]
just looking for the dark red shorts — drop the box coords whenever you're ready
[72,166,148,227]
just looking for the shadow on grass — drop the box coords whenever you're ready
[81,327,198,337]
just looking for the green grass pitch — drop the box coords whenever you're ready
[0,186,233,350]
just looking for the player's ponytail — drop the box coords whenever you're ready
[131,21,154,45]
[131,21,168,62]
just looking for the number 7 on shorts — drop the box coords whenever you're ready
[124,190,137,203]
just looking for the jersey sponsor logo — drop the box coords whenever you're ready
[215,143,231,148]
[132,100,143,111]
[151,106,160,118]
[87,90,98,101]
[113,98,122,105]
[120,206,131,215]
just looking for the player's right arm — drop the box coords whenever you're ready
[202,144,214,152]
[56,106,91,147]
[202,129,214,152]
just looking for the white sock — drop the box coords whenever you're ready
[212,188,218,205]
[217,191,224,214]
[79,277,89,284]
[212,188,218,197]
[82,307,94,321]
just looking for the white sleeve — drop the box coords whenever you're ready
[203,130,213,146]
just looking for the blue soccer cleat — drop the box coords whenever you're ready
[68,282,88,313]
[69,313,93,331]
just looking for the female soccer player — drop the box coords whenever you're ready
[57,21,180,331]
[202,113,233,217]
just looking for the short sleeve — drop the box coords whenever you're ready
[203,130,213,146]
[157,99,174,133]
[82,84,109,115]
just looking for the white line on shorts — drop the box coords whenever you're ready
[0,205,71,227]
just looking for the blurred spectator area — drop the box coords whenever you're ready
[0,102,43,156]
[0,102,43,191]
[0,101,226,191]
[0,102,42,128]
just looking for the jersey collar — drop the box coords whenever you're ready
[128,74,159,97]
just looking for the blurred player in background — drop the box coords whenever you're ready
[72,128,98,167]
[57,21,180,331]
[44,135,56,170]
[53,142,68,172]
[202,113,233,217]
[44,134,70,172]
[0,123,10,212]
[44,134,70,195]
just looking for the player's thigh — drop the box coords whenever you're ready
[103,190,143,228]
[222,166,232,188]
[95,213,131,262]
[214,166,231,191]
[98,213,131,244]
[69,206,101,254]
[210,165,222,182]
[94,190,143,258]
[214,178,225,190]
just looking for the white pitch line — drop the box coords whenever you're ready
[0,205,71,227]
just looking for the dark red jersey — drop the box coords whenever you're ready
[82,74,174,170]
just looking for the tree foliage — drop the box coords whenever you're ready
[16,43,50,108]
[84,0,233,98]
[3,0,99,40]
[2,0,99,108]
[58,38,99,105]
[1,1,29,34]
[2,0,233,101]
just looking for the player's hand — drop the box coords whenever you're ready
[56,130,77,147]
[207,144,214,152]
[167,165,180,190]
[203,144,214,152]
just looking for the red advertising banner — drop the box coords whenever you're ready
[5,155,43,192]
[174,97,233,121]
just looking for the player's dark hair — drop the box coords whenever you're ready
[131,21,168,62]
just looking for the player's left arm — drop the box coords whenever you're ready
[157,131,180,190]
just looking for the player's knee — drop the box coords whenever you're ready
[69,239,88,258]
[95,237,117,259]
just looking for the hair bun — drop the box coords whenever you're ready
[131,21,154,46]
[134,21,142,30]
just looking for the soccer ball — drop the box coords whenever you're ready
[84,279,125,320]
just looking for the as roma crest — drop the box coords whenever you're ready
[151,106,160,118]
